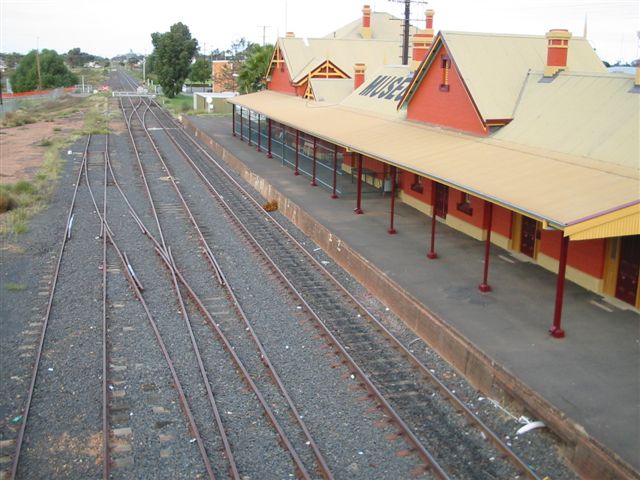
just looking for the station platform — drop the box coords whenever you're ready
[186,115,639,475]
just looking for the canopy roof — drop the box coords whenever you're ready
[230,90,639,238]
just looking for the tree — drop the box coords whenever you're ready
[237,44,273,94]
[151,22,198,98]
[65,47,96,68]
[190,58,211,84]
[11,49,78,92]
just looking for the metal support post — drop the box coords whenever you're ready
[311,137,318,186]
[247,111,252,146]
[294,130,300,175]
[354,153,364,214]
[257,115,261,151]
[331,145,338,198]
[232,105,236,136]
[549,235,569,338]
[427,182,438,259]
[267,119,272,158]
[388,165,397,234]
[479,202,493,292]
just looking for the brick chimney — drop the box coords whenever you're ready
[361,5,372,39]
[425,9,434,29]
[411,10,435,70]
[285,32,295,38]
[354,63,366,89]
[544,29,572,77]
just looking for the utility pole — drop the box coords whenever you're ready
[388,0,428,65]
[257,26,271,46]
[35,37,42,90]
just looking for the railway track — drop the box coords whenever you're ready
[3,67,568,479]
[137,91,543,479]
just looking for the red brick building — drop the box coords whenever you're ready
[229,5,640,333]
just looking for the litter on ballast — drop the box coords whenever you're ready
[313,247,321,252]
[516,420,546,436]
[47,367,54,372]
[11,415,23,423]
[321,261,330,265]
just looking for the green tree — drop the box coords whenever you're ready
[151,22,198,98]
[237,44,273,94]
[65,47,96,68]
[11,49,78,92]
[190,58,211,83]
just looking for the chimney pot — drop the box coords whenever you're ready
[425,9,434,30]
[285,32,295,38]
[362,5,372,39]
[544,29,572,77]
[354,63,366,89]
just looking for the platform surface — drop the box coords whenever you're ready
[189,115,640,472]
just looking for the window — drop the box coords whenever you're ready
[440,55,451,92]
[410,174,424,193]
[456,191,473,215]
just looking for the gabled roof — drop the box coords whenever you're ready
[493,71,639,168]
[277,37,404,85]
[340,65,411,118]
[308,78,354,103]
[399,31,606,121]
[324,11,422,40]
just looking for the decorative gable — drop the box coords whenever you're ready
[266,46,298,95]
[293,60,350,87]
[401,39,488,135]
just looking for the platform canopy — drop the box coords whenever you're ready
[229,90,640,238]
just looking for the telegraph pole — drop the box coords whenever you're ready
[36,37,42,90]
[257,25,271,46]
[388,0,428,65]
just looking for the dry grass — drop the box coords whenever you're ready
[0,94,112,236]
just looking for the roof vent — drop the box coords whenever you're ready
[544,29,572,77]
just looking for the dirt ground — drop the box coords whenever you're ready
[0,117,83,184]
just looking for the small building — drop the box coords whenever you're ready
[193,91,237,113]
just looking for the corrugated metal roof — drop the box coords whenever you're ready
[279,37,404,85]
[229,90,639,233]
[324,11,422,41]
[564,203,640,240]
[309,78,353,103]
[339,65,411,118]
[401,31,606,121]
[493,71,639,168]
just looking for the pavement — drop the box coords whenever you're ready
[187,115,640,473]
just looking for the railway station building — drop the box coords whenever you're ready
[228,5,640,335]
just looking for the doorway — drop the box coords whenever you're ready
[520,216,537,258]
[615,235,640,305]
[435,183,449,219]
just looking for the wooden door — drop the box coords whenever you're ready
[521,216,537,258]
[615,235,640,305]
[435,183,449,219]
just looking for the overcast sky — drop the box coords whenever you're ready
[1,0,638,64]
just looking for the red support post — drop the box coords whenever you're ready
[354,153,364,214]
[247,110,252,146]
[331,145,339,198]
[549,235,569,338]
[256,115,261,151]
[267,119,272,158]
[427,182,438,259]
[240,107,244,140]
[311,137,318,186]
[388,165,397,234]
[479,202,493,292]
[232,105,236,136]
[294,130,300,175]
